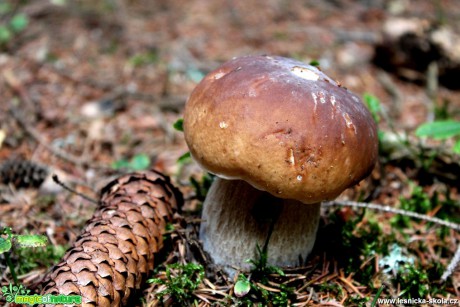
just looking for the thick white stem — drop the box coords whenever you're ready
[200,177,320,275]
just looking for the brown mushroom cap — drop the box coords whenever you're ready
[184,55,378,204]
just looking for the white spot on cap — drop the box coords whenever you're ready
[330,95,336,106]
[288,149,295,165]
[213,72,226,80]
[343,113,357,134]
[319,91,326,104]
[291,66,319,81]
[296,175,303,181]
[312,93,318,112]
[219,121,228,129]
[343,113,352,127]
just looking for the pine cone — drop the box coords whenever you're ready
[40,170,182,306]
[0,159,49,189]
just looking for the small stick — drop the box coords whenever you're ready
[10,107,87,166]
[425,61,438,123]
[52,174,98,204]
[323,200,460,231]
[441,245,460,282]
[10,108,110,170]
[323,200,460,282]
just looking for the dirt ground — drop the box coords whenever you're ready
[1,0,460,306]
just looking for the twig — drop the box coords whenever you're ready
[377,71,402,117]
[22,55,159,102]
[3,68,41,119]
[9,107,88,166]
[52,174,98,204]
[10,105,118,172]
[18,55,185,112]
[322,200,460,231]
[323,200,460,282]
[425,61,438,123]
[441,245,460,282]
[333,29,380,44]
[338,276,364,298]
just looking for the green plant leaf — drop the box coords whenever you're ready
[363,93,381,123]
[12,234,48,248]
[234,279,251,297]
[454,139,460,154]
[370,285,385,307]
[0,26,11,43]
[10,14,28,33]
[165,223,175,232]
[309,60,320,67]
[415,120,460,139]
[111,159,130,170]
[173,118,184,132]
[0,237,12,254]
[0,3,11,14]
[177,151,191,164]
[112,154,150,170]
[130,153,150,170]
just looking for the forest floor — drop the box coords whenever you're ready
[1,0,460,306]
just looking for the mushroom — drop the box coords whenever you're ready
[183,55,378,274]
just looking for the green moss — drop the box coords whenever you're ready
[148,263,204,305]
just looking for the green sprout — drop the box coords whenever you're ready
[234,276,251,298]
[229,244,294,306]
[0,227,48,285]
[232,272,294,306]
[247,244,285,279]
